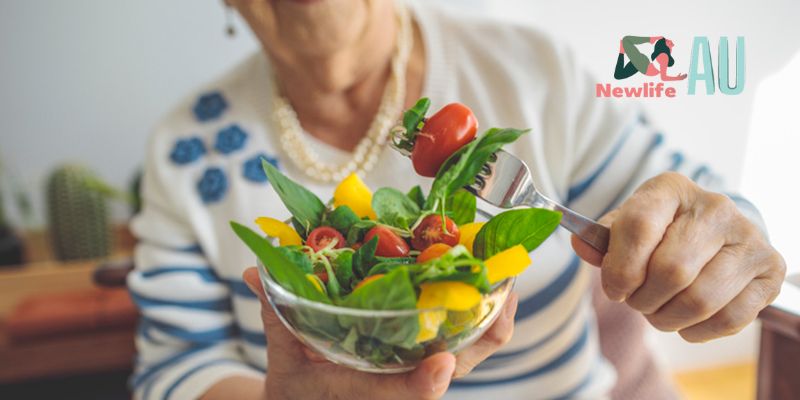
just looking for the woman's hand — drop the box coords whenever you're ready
[572,172,786,343]
[242,267,519,400]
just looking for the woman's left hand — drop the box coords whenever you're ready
[572,172,786,342]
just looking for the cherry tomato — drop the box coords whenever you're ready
[315,271,329,283]
[354,274,385,290]
[364,226,410,257]
[306,226,345,252]
[416,243,452,263]
[411,103,478,177]
[411,215,460,251]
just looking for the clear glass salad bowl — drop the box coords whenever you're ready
[257,259,515,373]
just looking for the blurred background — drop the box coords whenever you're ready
[1,0,798,399]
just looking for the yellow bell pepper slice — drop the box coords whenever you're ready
[485,244,532,284]
[306,274,325,293]
[333,173,377,220]
[416,309,447,343]
[254,217,302,246]
[417,281,482,312]
[458,222,485,255]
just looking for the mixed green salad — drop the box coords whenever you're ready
[231,98,562,366]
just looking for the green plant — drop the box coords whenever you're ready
[46,164,113,261]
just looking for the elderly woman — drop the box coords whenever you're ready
[128,0,786,399]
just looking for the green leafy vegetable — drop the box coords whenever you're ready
[409,245,490,293]
[352,235,379,278]
[340,267,419,348]
[262,160,326,237]
[406,185,426,209]
[372,188,421,230]
[424,128,528,211]
[473,208,562,259]
[393,98,431,153]
[276,246,313,274]
[334,251,355,292]
[445,189,477,225]
[326,205,361,234]
[229,222,330,303]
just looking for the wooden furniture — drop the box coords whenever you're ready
[757,304,800,399]
[0,226,137,385]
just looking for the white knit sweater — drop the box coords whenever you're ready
[128,2,750,399]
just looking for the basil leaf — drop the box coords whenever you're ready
[445,189,476,225]
[262,160,325,237]
[403,98,431,135]
[334,251,355,292]
[424,128,528,211]
[473,208,562,259]
[346,219,377,246]
[276,246,313,274]
[372,187,421,230]
[353,235,379,278]
[367,257,416,277]
[406,185,426,209]
[326,205,361,234]
[230,222,330,303]
[339,267,419,348]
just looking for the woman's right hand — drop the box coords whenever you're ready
[242,267,519,400]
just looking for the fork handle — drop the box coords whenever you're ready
[526,194,610,254]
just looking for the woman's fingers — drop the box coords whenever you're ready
[677,276,781,343]
[571,210,617,267]
[644,247,757,332]
[452,293,518,378]
[341,352,456,400]
[625,209,725,314]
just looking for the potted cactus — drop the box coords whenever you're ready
[45,164,140,262]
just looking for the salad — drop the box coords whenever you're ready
[231,98,562,367]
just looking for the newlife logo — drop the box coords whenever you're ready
[597,36,745,98]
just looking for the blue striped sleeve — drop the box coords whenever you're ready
[130,130,263,399]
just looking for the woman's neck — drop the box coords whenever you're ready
[267,13,425,152]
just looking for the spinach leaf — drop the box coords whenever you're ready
[230,222,330,303]
[339,267,419,349]
[393,98,431,153]
[424,128,528,211]
[334,251,355,292]
[473,208,562,259]
[276,246,313,274]
[352,235,379,278]
[346,219,377,246]
[372,188,421,230]
[367,257,416,277]
[406,185,426,209]
[262,160,326,237]
[326,205,361,234]
[445,189,477,225]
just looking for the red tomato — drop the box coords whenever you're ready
[315,271,329,283]
[364,226,410,257]
[411,215,460,251]
[306,226,345,252]
[416,243,452,263]
[411,103,478,177]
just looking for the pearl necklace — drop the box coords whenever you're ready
[271,5,413,183]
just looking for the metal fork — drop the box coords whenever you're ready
[467,150,610,254]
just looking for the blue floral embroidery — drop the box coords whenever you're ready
[170,137,206,165]
[215,124,248,155]
[243,153,279,183]
[197,167,228,204]
[193,91,228,122]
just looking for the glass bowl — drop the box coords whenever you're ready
[257,260,515,373]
